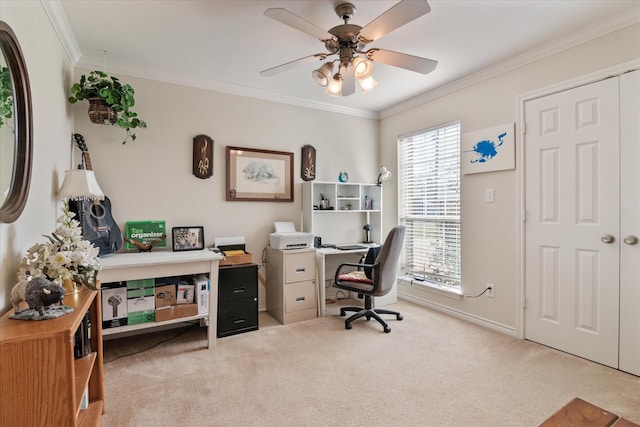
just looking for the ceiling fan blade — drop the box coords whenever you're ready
[359,0,431,43]
[368,49,437,74]
[264,8,334,41]
[260,54,326,77]
[342,66,355,96]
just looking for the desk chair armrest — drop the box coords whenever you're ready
[335,262,381,293]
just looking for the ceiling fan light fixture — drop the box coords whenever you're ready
[262,1,437,99]
[357,75,378,94]
[312,62,334,87]
[326,73,343,97]
[352,57,374,79]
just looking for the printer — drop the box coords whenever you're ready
[269,222,314,250]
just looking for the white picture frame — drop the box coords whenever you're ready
[461,122,515,174]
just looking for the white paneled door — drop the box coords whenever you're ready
[619,70,640,376]
[524,70,639,375]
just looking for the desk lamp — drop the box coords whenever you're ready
[376,166,392,186]
[363,224,372,244]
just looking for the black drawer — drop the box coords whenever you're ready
[217,297,258,337]
[219,264,258,301]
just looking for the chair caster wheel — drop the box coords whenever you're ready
[345,323,352,330]
[340,310,346,317]
[365,315,371,321]
[397,314,403,321]
[384,326,391,333]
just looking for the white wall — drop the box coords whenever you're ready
[1,2,636,331]
[0,1,74,313]
[380,23,640,333]
[70,72,378,308]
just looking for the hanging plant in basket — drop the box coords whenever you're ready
[0,66,13,130]
[68,70,147,144]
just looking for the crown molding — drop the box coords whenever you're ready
[47,0,638,121]
[74,57,379,120]
[41,0,81,65]
[380,13,640,119]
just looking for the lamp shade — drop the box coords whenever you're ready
[58,170,105,201]
[358,75,378,94]
[353,57,374,79]
[325,73,343,97]
[312,63,334,87]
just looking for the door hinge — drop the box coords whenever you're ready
[522,298,527,310]
[522,209,527,222]
[522,122,526,134]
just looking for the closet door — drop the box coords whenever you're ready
[524,77,620,368]
[525,71,640,375]
[619,70,640,376]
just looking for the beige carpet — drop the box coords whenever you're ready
[101,300,640,426]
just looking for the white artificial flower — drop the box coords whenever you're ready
[18,202,101,288]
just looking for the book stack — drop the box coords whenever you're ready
[73,311,92,359]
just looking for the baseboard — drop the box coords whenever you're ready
[398,292,517,337]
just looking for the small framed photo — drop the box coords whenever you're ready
[172,226,204,251]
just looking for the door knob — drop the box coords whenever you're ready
[623,235,639,245]
[601,234,615,244]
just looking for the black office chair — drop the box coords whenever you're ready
[334,225,406,333]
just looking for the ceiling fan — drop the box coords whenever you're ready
[260,0,438,97]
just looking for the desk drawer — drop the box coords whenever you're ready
[219,264,258,301]
[285,280,317,313]
[284,253,315,283]
[217,297,258,337]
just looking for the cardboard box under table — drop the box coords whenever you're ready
[191,274,210,316]
[102,282,128,329]
[155,304,198,322]
[155,284,177,309]
[126,278,155,324]
[177,282,194,304]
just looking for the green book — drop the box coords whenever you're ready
[125,220,167,250]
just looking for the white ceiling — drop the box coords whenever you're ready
[56,0,640,118]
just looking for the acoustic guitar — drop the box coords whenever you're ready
[70,133,123,255]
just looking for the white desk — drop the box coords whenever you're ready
[98,250,223,348]
[315,245,377,316]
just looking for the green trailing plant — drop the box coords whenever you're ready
[0,66,13,129]
[68,70,147,144]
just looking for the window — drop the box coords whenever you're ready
[398,121,461,288]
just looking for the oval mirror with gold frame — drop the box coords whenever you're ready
[0,21,32,223]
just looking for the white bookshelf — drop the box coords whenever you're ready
[302,181,383,246]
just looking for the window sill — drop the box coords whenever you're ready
[397,276,463,300]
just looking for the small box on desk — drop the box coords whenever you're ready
[102,282,128,329]
[218,244,252,266]
[155,304,198,322]
[219,251,252,266]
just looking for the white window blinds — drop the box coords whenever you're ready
[398,121,461,287]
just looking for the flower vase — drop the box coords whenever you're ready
[62,278,82,295]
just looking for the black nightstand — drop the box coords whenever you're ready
[217,263,258,337]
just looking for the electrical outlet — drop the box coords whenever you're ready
[486,283,494,298]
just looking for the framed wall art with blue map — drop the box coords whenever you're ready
[461,122,515,174]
